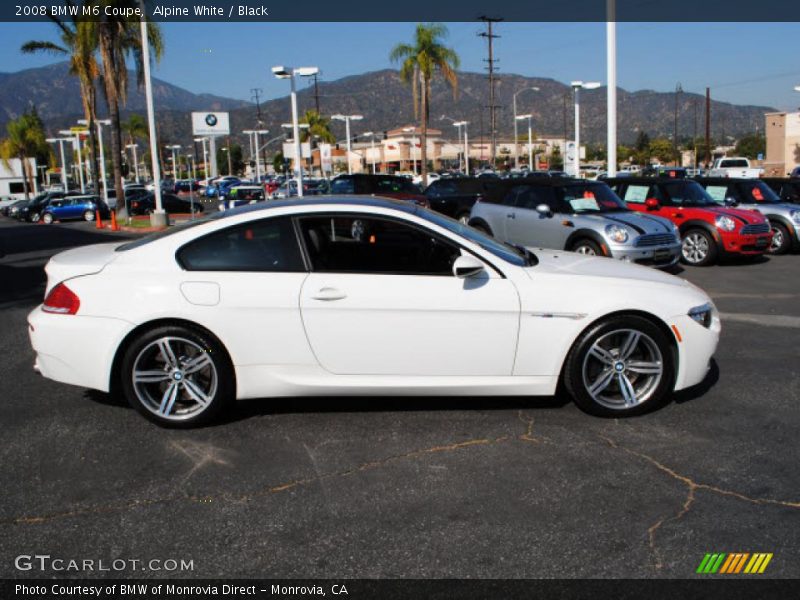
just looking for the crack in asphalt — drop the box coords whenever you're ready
[517,410,550,445]
[598,434,800,572]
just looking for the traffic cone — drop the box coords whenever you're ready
[110,210,120,232]
[95,210,103,229]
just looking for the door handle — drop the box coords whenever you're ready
[311,287,347,301]
[672,213,684,219]
[506,212,516,219]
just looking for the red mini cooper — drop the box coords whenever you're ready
[605,177,773,266]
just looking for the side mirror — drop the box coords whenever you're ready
[724,197,738,207]
[645,198,660,210]
[452,254,485,279]
[535,203,552,217]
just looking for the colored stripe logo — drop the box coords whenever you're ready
[697,553,773,574]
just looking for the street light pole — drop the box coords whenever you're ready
[140,11,164,224]
[47,137,70,190]
[363,132,377,174]
[454,121,470,175]
[607,0,617,177]
[515,115,533,170]
[512,87,539,170]
[80,118,110,205]
[332,114,364,175]
[194,138,209,181]
[61,130,85,193]
[571,81,601,177]
[126,144,139,183]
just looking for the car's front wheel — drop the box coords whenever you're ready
[563,315,674,417]
[120,325,234,427]
[768,221,791,255]
[681,229,717,266]
[42,213,54,224]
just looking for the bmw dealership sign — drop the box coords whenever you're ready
[191,111,230,136]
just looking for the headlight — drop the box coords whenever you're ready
[688,302,715,328]
[714,215,736,232]
[605,224,629,244]
[790,210,800,224]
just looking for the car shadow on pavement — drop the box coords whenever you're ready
[0,264,47,305]
[720,255,770,267]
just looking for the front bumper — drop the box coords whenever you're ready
[609,242,682,269]
[670,313,721,391]
[719,231,772,255]
[28,306,132,393]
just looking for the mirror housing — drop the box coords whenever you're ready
[535,203,552,217]
[724,197,738,207]
[645,198,660,210]
[452,254,485,279]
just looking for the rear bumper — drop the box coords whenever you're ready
[27,306,132,393]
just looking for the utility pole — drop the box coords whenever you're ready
[251,88,264,124]
[673,82,682,166]
[312,73,321,114]
[479,16,501,167]
[705,87,711,168]
[563,93,568,143]
[693,98,698,170]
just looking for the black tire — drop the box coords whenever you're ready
[571,238,604,256]
[29,212,40,223]
[119,325,234,428]
[42,212,54,224]
[768,221,791,255]
[680,228,718,266]
[563,315,674,417]
[83,210,95,222]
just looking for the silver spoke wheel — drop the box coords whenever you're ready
[131,336,217,422]
[575,245,596,255]
[581,328,663,410]
[681,232,709,264]
[770,227,783,252]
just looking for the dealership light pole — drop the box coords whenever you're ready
[454,121,469,175]
[606,0,617,177]
[79,118,110,205]
[516,114,533,169]
[140,9,165,225]
[332,114,363,174]
[362,131,379,174]
[512,87,539,169]
[167,144,181,179]
[194,137,209,181]
[272,66,319,197]
[571,81,601,176]
[60,129,85,193]
[253,129,268,182]
[46,137,70,190]
[126,143,140,183]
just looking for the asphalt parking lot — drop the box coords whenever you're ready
[0,217,798,579]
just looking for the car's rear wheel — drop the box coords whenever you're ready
[469,222,492,236]
[83,210,95,222]
[120,325,234,427]
[29,212,40,223]
[768,222,791,255]
[571,239,603,256]
[681,229,717,266]
[563,315,674,417]
[42,212,54,224]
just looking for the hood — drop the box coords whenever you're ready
[702,205,766,225]
[44,242,124,295]
[576,211,674,234]
[525,248,689,288]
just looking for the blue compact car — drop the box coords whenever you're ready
[40,195,110,224]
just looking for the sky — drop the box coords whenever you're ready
[1,21,799,110]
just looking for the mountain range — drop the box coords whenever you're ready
[0,62,774,151]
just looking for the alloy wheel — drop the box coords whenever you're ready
[575,245,597,255]
[770,227,783,252]
[682,232,709,264]
[131,336,218,422]
[84,210,95,222]
[581,329,663,410]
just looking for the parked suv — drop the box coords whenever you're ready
[330,174,428,206]
[40,195,109,224]
[694,177,800,254]
[468,179,681,268]
[606,177,772,266]
[425,177,501,223]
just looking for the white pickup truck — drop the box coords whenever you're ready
[707,157,763,178]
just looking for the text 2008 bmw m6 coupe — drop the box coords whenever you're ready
[28,197,720,426]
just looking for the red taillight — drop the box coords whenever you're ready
[43,283,80,315]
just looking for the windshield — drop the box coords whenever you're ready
[417,207,533,267]
[560,184,628,213]
[663,181,716,206]
[720,159,749,168]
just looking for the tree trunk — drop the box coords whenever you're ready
[109,99,126,218]
[21,154,31,200]
[81,81,100,201]
[420,72,428,188]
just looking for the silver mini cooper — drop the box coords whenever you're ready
[468,179,681,269]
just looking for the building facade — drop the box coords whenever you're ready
[765,111,800,177]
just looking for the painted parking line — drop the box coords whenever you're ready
[720,313,800,328]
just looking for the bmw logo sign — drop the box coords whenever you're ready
[205,114,218,127]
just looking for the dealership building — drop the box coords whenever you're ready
[764,111,800,176]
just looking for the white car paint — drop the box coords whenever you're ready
[28,198,719,408]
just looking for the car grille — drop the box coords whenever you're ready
[741,223,770,235]
[634,233,677,247]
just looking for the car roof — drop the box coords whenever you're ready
[693,177,762,184]
[603,177,695,185]
[217,195,419,218]
[490,177,597,187]
[334,174,408,181]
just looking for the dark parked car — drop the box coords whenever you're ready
[128,192,204,216]
[330,174,427,205]
[761,178,800,205]
[15,191,68,222]
[2,199,28,218]
[424,177,501,223]
[40,195,110,224]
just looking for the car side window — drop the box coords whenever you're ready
[177,216,304,272]
[331,178,355,194]
[622,185,649,204]
[501,188,519,206]
[703,186,727,204]
[299,215,461,276]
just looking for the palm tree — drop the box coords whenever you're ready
[96,2,163,216]
[21,8,100,192]
[300,110,335,144]
[1,111,50,200]
[121,113,148,147]
[390,23,460,186]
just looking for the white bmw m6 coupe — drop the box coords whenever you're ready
[28,197,720,426]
